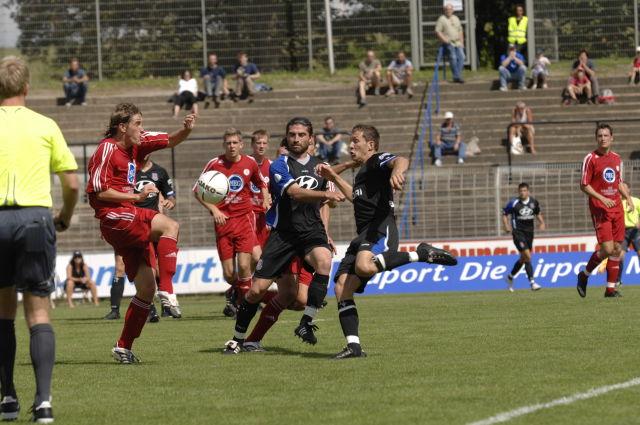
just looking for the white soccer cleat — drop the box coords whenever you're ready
[222,340,242,355]
[505,275,514,292]
[111,345,141,364]
[530,281,542,291]
[243,341,267,352]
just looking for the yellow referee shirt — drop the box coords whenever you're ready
[0,106,77,207]
[622,196,640,228]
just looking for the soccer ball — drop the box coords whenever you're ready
[195,170,229,205]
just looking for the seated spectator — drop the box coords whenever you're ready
[530,49,550,89]
[173,70,198,118]
[629,46,640,85]
[62,58,89,106]
[65,251,98,308]
[509,101,536,154]
[357,50,382,107]
[316,116,343,164]
[200,52,228,108]
[572,49,599,101]
[233,52,261,102]
[566,68,593,105]
[499,45,527,91]
[386,51,414,98]
[433,111,466,166]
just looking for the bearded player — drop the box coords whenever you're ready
[86,103,195,363]
[577,123,634,298]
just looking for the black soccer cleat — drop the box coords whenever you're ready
[103,310,120,320]
[148,304,160,323]
[29,400,53,424]
[416,243,458,266]
[0,395,20,421]
[576,271,588,298]
[604,289,623,298]
[222,303,237,318]
[332,346,367,360]
[294,323,319,345]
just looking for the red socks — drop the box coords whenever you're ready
[585,251,602,274]
[157,236,178,294]
[606,256,621,285]
[246,298,286,343]
[236,277,252,301]
[117,296,151,349]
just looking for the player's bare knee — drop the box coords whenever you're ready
[355,261,376,278]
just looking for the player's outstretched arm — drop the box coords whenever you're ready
[97,184,158,204]
[54,170,79,231]
[316,164,353,202]
[167,114,197,148]
[287,183,345,204]
[388,156,409,191]
[331,160,359,175]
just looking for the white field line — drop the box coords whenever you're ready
[467,377,640,425]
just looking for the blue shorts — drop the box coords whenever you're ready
[622,227,640,252]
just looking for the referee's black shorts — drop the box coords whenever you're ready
[512,229,534,252]
[0,207,57,296]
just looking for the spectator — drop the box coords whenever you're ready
[530,49,550,89]
[316,116,343,164]
[173,70,198,118]
[232,52,261,102]
[65,251,98,308]
[433,111,466,166]
[499,45,527,91]
[571,49,600,100]
[62,58,89,107]
[628,46,640,85]
[507,4,528,61]
[357,50,382,107]
[509,101,536,154]
[200,53,228,108]
[386,51,414,98]
[566,68,593,105]
[435,3,465,83]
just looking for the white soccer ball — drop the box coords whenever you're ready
[195,170,229,205]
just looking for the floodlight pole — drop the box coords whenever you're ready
[324,0,335,74]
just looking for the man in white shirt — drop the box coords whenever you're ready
[386,51,414,98]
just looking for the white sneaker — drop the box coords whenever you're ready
[499,86,508,92]
[223,340,242,355]
[506,275,514,292]
[530,281,542,291]
[457,158,464,164]
[243,341,267,352]
[435,159,443,167]
[111,345,141,364]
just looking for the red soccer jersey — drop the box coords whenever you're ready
[581,150,623,211]
[250,157,271,213]
[195,154,266,217]
[86,131,169,218]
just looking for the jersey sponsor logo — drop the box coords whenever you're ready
[227,174,244,192]
[151,172,158,181]
[250,182,261,193]
[295,175,318,189]
[134,179,158,198]
[274,173,282,183]
[519,206,534,218]
[353,187,363,198]
[603,167,616,183]
[127,162,136,184]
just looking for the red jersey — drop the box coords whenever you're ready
[195,154,266,217]
[250,156,271,213]
[581,150,623,211]
[86,131,169,219]
[634,57,640,68]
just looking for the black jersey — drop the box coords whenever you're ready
[352,152,397,233]
[503,196,541,233]
[134,162,175,211]
[266,154,328,234]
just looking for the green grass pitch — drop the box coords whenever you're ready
[9,288,640,424]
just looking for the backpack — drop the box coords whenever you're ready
[598,89,615,104]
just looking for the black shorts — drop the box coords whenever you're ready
[254,228,330,279]
[512,230,534,252]
[334,216,399,293]
[621,227,640,252]
[0,207,56,296]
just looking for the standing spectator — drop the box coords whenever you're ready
[357,50,382,107]
[200,53,228,108]
[172,70,198,118]
[433,111,466,166]
[316,116,343,164]
[0,55,79,423]
[386,51,414,98]
[232,52,261,103]
[572,49,600,100]
[62,57,89,107]
[507,4,529,62]
[435,3,465,83]
[566,68,593,105]
[499,45,527,91]
[65,251,99,308]
[530,49,550,89]
[509,101,536,155]
[628,46,640,85]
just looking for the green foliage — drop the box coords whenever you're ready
[345,33,405,67]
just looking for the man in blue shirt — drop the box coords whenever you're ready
[200,53,228,109]
[499,45,527,91]
[62,58,89,106]
[232,52,261,102]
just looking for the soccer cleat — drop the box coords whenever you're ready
[103,310,120,320]
[148,304,160,323]
[505,275,514,292]
[111,345,141,364]
[1,396,20,421]
[530,281,541,291]
[333,346,367,360]
[222,340,242,355]
[29,400,53,424]
[604,289,623,298]
[294,322,319,345]
[158,292,182,319]
[243,341,267,352]
[576,271,589,298]
[416,243,458,266]
[222,303,237,318]
[616,280,623,288]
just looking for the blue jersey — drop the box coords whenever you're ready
[503,196,540,232]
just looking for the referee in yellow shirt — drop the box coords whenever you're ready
[619,189,640,286]
[0,56,79,423]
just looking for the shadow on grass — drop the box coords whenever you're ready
[198,345,334,359]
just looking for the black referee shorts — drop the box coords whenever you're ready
[254,228,330,280]
[512,229,534,252]
[0,207,57,296]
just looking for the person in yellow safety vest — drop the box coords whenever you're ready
[508,4,528,62]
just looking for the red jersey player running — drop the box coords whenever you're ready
[86,103,196,363]
[577,123,634,298]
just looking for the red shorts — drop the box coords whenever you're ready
[590,206,625,244]
[215,214,257,261]
[254,211,270,248]
[288,257,313,287]
[100,207,157,281]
